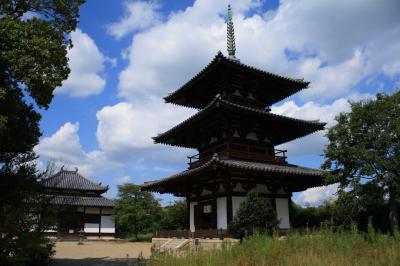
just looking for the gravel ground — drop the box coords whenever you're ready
[51,241,152,266]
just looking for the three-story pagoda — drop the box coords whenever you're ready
[142,6,326,232]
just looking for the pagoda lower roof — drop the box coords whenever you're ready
[153,96,326,148]
[49,195,114,208]
[164,52,309,109]
[142,155,324,194]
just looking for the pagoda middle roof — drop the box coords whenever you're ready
[142,155,324,194]
[41,169,108,193]
[154,95,326,148]
[164,52,309,109]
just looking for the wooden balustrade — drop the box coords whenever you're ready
[188,142,287,169]
[154,229,230,239]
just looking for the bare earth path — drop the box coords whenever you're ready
[51,241,152,266]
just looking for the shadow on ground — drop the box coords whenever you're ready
[51,257,147,266]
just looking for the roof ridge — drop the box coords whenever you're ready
[42,169,108,192]
[164,52,309,104]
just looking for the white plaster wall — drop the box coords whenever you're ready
[232,196,247,217]
[85,207,100,214]
[251,184,268,193]
[276,198,290,229]
[100,216,115,233]
[84,223,99,233]
[233,183,246,192]
[101,208,113,215]
[217,197,227,229]
[189,202,197,232]
[201,188,211,196]
[276,187,286,195]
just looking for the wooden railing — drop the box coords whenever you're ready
[154,229,230,239]
[188,142,287,169]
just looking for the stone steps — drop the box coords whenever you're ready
[159,238,190,252]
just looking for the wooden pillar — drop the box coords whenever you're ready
[212,193,218,229]
[226,178,233,225]
[99,207,102,237]
[227,194,233,225]
[288,192,293,228]
[186,196,190,230]
[271,198,277,212]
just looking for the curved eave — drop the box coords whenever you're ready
[153,96,326,148]
[164,52,309,107]
[141,156,325,193]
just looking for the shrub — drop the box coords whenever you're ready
[228,192,279,239]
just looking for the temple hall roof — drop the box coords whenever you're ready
[41,169,108,193]
[49,195,115,208]
[164,52,309,109]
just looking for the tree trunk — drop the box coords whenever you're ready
[388,188,399,235]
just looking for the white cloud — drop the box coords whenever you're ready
[272,92,375,157]
[115,175,133,185]
[272,98,351,157]
[96,99,195,163]
[107,1,161,39]
[35,122,120,177]
[35,122,86,163]
[35,98,196,177]
[56,29,113,97]
[117,0,400,102]
[37,0,400,193]
[294,183,339,207]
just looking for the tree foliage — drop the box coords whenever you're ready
[113,184,163,238]
[228,192,279,239]
[0,1,85,264]
[322,92,400,234]
[161,200,187,230]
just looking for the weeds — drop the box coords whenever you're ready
[150,229,400,266]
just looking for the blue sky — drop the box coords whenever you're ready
[34,0,400,206]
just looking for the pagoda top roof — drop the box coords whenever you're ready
[41,168,108,193]
[164,52,309,109]
[142,155,324,194]
[154,95,326,148]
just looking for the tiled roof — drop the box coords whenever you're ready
[142,155,323,190]
[153,95,325,146]
[41,169,108,192]
[49,195,114,207]
[220,159,322,176]
[164,51,309,107]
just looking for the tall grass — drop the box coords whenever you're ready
[150,229,400,266]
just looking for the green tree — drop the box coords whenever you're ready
[0,1,84,264]
[323,92,400,234]
[113,184,163,238]
[291,201,331,229]
[228,192,279,239]
[161,200,187,230]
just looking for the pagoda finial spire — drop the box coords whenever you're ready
[227,4,239,62]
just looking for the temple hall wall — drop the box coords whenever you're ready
[232,196,247,217]
[276,198,290,229]
[189,201,198,232]
[100,216,115,233]
[217,197,227,229]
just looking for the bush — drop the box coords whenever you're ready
[228,192,279,239]
[127,233,153,242]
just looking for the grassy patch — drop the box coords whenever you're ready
[150,230,400,265]
[126,233,153,242]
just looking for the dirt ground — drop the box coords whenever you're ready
[51,241,152,266]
